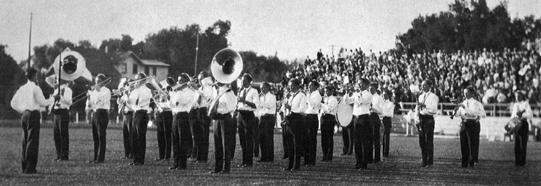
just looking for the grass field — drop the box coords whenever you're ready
[1,122,540,185]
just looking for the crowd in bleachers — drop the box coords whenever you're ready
[283,48,541,105]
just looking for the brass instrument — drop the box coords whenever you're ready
[208,48,244,117]
[47,48,92,114]
[71,77,113,106]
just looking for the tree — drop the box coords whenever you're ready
[0,44,26,119]
[396,0,541,53]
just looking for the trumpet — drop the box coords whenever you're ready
[171,79,199,91]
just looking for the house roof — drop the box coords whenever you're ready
[119,51,170,67]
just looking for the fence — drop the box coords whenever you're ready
[398,102,541,118]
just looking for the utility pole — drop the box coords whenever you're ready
[194,33,199,76]
[27,12,33,70]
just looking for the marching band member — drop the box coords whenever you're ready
[381,90,395,158]
[346,78,371,169]
[129,73,152,166]
[304,80,322,166]
[510,91,532,167]
[258,82,277,162]
[320,86,338,161]
[283,78,306,171]
[341,85,356,155]
[51,79,73,161]
[118,79,134,159]
[86,74,111,164]
[154,77,175,161]
[416,80,439,168]
[369,83,384,163]
[236,73,259,167]
[169,73,197,170]
[455,87,486,168]
[209,82,237,174]
[10,68,54,174]
[279,89,291,159]
[191,72,216,163]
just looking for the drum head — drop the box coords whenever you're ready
[337,102,353,127]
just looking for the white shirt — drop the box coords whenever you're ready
[170,88,198,113]
[197,85,216,108]
[86,87,111,111]
[52,84,73,109]
[237,87,259,111]
[305,91,322,114]
[456,98,486,120]
[511,101,533,120]
[381,99,395,117]
[154,91,171,111]
[258,92,277,115]
[128,85,152,112]
[321,96,338,115]
[10,81,54,113]
[119,94,134,112]
[346,90,372,116]
[417,91,439,115]
[215,87,237,114]
[370,93,384,115]
[288,91,306,114]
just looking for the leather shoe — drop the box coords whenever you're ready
[169,166,178,170]
[282,167,292,171]
[209,170,221,174]
[88,160,96,164]
[155,158,163,161]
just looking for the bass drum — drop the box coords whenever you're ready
[337,99,353,127]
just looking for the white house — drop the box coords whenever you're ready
[115,51,170,81]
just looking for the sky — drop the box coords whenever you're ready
[1,0,540,61]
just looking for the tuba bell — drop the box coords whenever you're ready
[51,48,92,81]
[210,48,243,84]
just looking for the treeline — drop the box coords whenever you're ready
[397,0,541,53]
[29,20,287,84]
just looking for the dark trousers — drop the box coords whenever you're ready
[304,114,318,165]
[172,112,192,168]
[285,113,305,169]
[132,110,148,164]
[237,110,256,166]
[122,112,133,158]
[92,109,108,162]
[382,117,392,157]
[342,121,354,155]
[419,115,435,166]
[259,114,275,162]
[53,109,69,160]
[321,114,336,161]
[369,113,381,163]
[254,117,260,157]
[282,120,290,158]
[191,108,210,161]
[21,110,40,173]
[514,119,528,166]
[354,114,371,169]
[213,115,236,172]
[460,120,480,167]
[156,111,172,160]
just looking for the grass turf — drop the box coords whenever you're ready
[0,122,540,185]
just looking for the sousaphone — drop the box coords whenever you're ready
[208,48,243,117]
[51,48,92,81]
[210,48,243,84]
